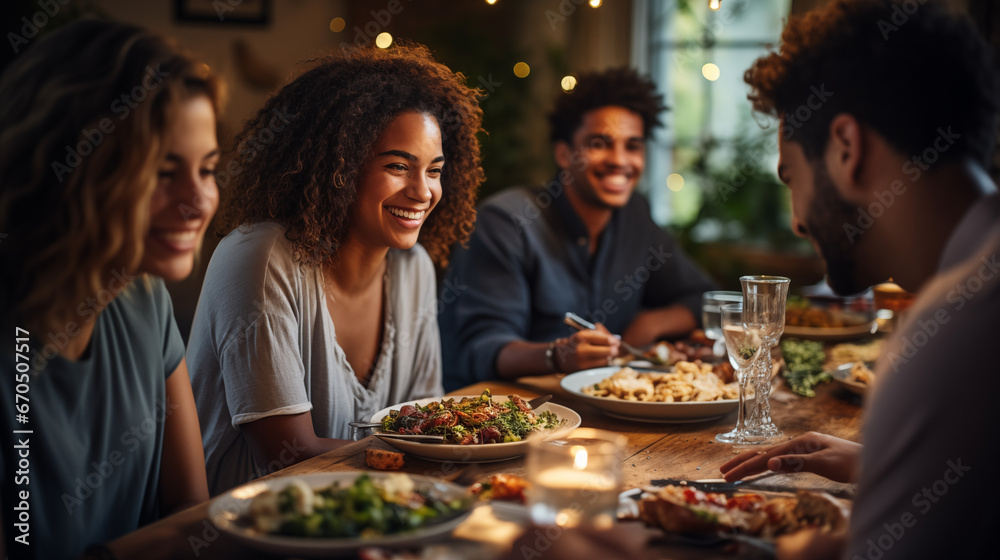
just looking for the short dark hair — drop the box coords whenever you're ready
[745,0,999,164]
[548,67,666,145]
[215,42,484,269]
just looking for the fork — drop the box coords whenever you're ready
[563,312,656,362]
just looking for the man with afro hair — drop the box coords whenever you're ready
[441,68,716,390]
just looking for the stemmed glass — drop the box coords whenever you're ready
[701,291,744,358]
[715,303,763,444]
[739,275,790,444]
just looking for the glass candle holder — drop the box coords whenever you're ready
[526,427,626,529]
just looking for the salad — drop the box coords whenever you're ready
[246,473,468,538]
[379,390,561,444]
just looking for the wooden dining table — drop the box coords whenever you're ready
[107,373,864,560]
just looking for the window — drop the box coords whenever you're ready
[634,0,791,236]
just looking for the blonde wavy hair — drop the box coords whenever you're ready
[0,19,223,337]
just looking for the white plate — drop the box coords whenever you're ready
[370,396,582,463]
[207,472,473,557]
[783,320,878,341]
[831,362,870,396]
[560,366,743,423]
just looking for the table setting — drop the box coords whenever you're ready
[107,278,878,560]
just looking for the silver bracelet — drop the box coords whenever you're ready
[545,341,560,373]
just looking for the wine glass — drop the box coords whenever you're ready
[739,275,790,444]
[701,291,744,358]
[715,302,763,444]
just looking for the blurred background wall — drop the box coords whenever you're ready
[2,0,997,340]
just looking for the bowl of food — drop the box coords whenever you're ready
[561,362,746,423]
[369,391,581,462]
[831,361,875,396]
[783,294,877,341]
[208,472,474,556]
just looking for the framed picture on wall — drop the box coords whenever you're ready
[174,0,272,26]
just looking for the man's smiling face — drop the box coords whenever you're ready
[556,105,646,209]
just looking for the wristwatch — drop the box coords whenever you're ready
[545,341,560,373]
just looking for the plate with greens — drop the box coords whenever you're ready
[371,392,580,462]
[208,472,475,556]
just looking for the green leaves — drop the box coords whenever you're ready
[780,338,830,397]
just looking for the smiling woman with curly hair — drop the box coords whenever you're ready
[188,43,484,494]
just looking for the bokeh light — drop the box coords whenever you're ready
[513,62,530,78]
[375,32,393,49]
[702,63,721,81]
[590,0,602,7]
[667,173,685,192]
[561,75,577,92]
[329,17,346,32]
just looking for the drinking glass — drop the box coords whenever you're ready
[701,291,744,358]
[526,428,626,529]
[715,303,763,444]
[739,275,790,444]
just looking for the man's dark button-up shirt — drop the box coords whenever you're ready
[439,185,717,391]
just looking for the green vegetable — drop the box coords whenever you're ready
[786,295,810,309]
[381,390,563,444]
[780,338,830,397]
[263,474,466,539]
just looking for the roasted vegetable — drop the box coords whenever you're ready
[380,390,561,444]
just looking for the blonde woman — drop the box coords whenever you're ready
[0,20,222,559]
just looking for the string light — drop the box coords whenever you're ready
[589,0,602,7]
[375,32,393,49]
[709,0,722,11]
[561,75,577,92]
[486,0,498,4]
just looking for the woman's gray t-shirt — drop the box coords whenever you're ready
[188,223,443,494]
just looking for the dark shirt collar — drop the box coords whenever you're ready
[550,174,623,250]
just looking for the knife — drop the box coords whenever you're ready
[374,433,445,443]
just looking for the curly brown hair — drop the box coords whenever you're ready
[215,42,484,269]
[548,67,666,145]
[744,0,999,164]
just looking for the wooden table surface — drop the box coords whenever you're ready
[108,375,864,560]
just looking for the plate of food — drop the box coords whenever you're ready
[612,330,720,368]
[208,472,475,557]
[831,361,874,396]
[560,362,751,423]
[631,484,848,546]
[370,391,581,462]
[784,295,877,341]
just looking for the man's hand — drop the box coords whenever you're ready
[555,323,620,372]
[775,526,846,560]
[720,432,862,483]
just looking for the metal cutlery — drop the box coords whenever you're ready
[563,312,664,363]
